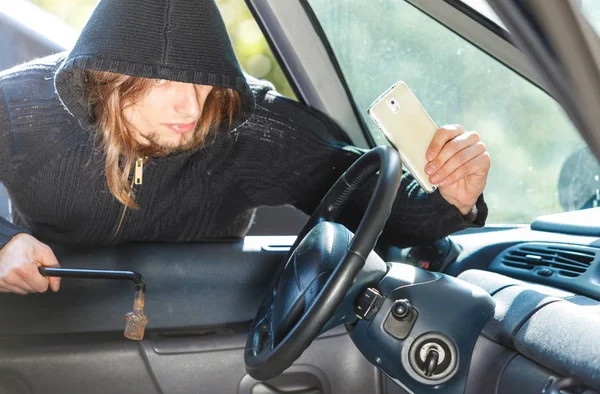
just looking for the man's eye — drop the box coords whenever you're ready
[153,79,167,85]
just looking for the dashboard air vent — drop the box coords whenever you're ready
[501,245,595,278]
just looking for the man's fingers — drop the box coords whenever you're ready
[1,272,37,294]
[0,283,28,295]
[429,142,487,184]
[33,244,61,292]
[437,152,491,188]
[0,235,61,294]
[15,264,50,293]
[50,277,61,292]
[426,124,466,161]
[425,131,480,176]
[0,279,29,295]
[34,244,60,268]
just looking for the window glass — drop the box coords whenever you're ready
[308,0,595,224]
[581,0,600,37]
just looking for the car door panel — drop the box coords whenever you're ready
[0,240,386,394]
[0,321,381,394]
[0,241,287,336]
[140,327,379,394]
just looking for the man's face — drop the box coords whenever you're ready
[123,79,214,152]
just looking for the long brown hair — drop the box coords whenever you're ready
[84,70,242,208]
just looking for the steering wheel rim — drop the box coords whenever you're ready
[244,146,403,381]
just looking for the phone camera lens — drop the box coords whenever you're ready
[391,100,395,105]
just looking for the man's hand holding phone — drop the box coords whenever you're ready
[367,81,490,216]
[425,124,491,216]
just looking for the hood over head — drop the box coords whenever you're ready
[54,0,254,131]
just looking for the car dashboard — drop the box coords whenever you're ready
[386,207,600,394]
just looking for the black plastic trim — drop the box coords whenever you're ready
[441,0,512,43]
[405,1,553,97]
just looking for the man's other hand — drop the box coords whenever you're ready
[0,234,61,294]
[425,124,491,216]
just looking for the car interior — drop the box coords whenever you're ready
[1,0,600,393]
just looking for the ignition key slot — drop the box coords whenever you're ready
[407,332,458,384]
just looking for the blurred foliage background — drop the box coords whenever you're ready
[29,0,295,98]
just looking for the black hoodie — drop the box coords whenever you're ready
[54,0,254,131]
[0,0,487,249]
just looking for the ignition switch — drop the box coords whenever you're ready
[408,333,458,383]
[423,348,440,377]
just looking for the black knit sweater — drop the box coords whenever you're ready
[0,0,487,249]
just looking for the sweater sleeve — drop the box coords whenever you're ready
[237,88,487,248]
[0,83,28,250]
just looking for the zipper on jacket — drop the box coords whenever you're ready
[111,157,146,241]
[134,157,144,185]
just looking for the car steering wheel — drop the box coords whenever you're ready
[245,146,403,381]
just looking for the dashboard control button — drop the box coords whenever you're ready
[355,288,384,320]
[384,299,418,339]
[537,268,554,277]
[392,299,412,320]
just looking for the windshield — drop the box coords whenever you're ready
[307,0,600,225]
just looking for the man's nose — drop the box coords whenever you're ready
[173,83,201,119]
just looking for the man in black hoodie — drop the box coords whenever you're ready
[0,0,490,295]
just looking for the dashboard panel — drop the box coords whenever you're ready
[442,208,600,393]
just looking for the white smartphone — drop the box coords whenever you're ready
[367,81,438,193]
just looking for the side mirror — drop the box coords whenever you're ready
[558,146,600,211]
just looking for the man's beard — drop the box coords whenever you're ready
[135,123,207,157]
